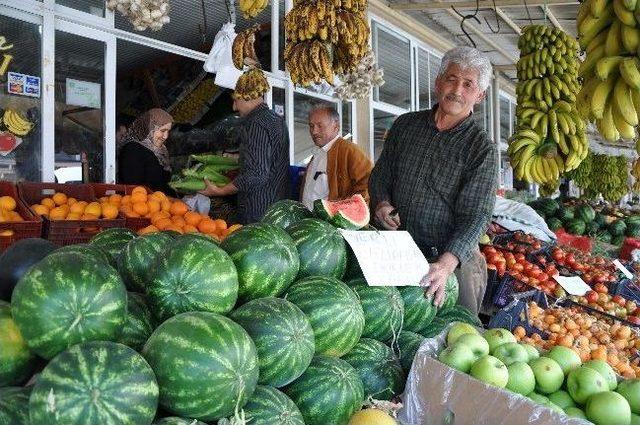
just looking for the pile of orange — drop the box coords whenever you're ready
[0,195,24,222]
[30,192,119,221]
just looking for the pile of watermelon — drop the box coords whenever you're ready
[0,198,477,425]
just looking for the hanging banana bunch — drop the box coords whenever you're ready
[509,25,587,186]
[571,153,630,201]
[576,0,640,145]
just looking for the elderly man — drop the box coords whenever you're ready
[301,103,373,209]
[369,46,499,316]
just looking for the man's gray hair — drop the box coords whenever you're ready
[437,47,493,92]
[309,102,340,123]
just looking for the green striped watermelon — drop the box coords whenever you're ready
[284,355,365,425]
[162,230,182,239]
[345,244,364,280]
[394,331,426,373]
[286,218,347,279]
[142,311,259,421]
[118,292,155,352]
[420,317,448,338]
[11,251,127,359]
[342,338,405,400]
[29,341,159,425]
[398,287,437,334]
[442,274,460,311]
[153,418,207,425]
[347,278,404,342]
[229,297,314,387]
[147,239,238,322]
[238,385,305,425]
[261,200,313,229]
[118,233,173,292]
[54,243,111,265]
[178,233,219,244]
[285,276,364,357]
[90,227,137,266]
[221,223,300,302]
[0,300,35,386]
[0,386,30,425]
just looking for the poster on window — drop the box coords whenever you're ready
[7,72,40,98]
[66,78,101,109]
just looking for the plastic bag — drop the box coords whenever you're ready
[182,193,211,215]
[493,196,557,243]
[204,22,242,89]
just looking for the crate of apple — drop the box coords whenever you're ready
[570,290,640,325]
[546,247,619,286]
[492,230,544,255]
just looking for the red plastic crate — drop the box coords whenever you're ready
[90,183,153,232]
[18,182,125,246]
[0,181,43,253]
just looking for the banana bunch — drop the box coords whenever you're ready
[3,109,33,137]
[285,1,338,44]
[171,79,218,124]
[284,40,334,86]
[293,0,367,13]
[333,11,369,74]
[576,0,640,143]
[232,27,260,70]
[572,152,630,201]
[539,181,561,197]
[239,0,268,19]
[233,68,270,101]
[509,25,587,185]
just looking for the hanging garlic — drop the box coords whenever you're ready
[334,50,385,100]
[106,0,171,32]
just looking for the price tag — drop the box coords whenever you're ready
[613,259,634,280]
[553,275,591,296]
[340,230,429,286]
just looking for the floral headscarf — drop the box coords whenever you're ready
[119,108,174,171]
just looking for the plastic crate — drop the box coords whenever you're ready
[0,181,43,253]
[18,182,125,246]
[564,297,640,329]
[492,275,545,308]
[90,183,152,232]
[488,290,551,339]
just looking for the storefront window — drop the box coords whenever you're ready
[500,96,510,145]
[55,30,105,183]
[342,102,352,138]
[373,109,397,161]
[417,48,429,111]
[374,25,411,110]
[293,92,339,165]
[0,15,42,182]
[57,0,105,17]
[429,53,441,108]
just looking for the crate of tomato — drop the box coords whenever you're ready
[0,181,43,253]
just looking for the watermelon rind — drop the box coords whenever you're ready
[153,418,207,425]
[221,223,300,303]
[118,292,155,352]
[178,233,219,244]
[229,297,315,388]
[609,219,627,237]
[398,286,437,334]
[237,385,305,425]
[118,232,173,292]
[285,276,365,357]
[0,300,36,387]
[147,239,238,322]
[142,311,259,421]
[284,355,365,425]
[89,227,137,266]
[347,278,404,343]
[342,338,405,401]
[29,341,159,425]
[393,331,426,373]
[261,200,313,230]
[11,251,127,359]
[54,243,111,265]
[312,198,332,221]
[0,386,31,425]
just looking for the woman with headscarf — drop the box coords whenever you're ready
[117,108,174,194]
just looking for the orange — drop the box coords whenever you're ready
[0,230,14,237]
[131,186,147,196]
[131,192,147,204]
[170,216,186,228]
[164,225,184,234]
[184,211,203,227]
[183,224,199,233]
[0,196,16,211]
[109,194,123,205]
[32,204,50,216]
[155,218,172,230]
[67,197,78,206]
[81,213,99,220]
[52,192,68,206]
[139,225,159,235]
[124,210,141,218]
[102,204,119,219]
[150,191,167,202]
[213,219,228,232]
[151,211,171,224]
[147,200,161,214]
[41,197,56,209]
[198,218,217,234]
[161,200,172,212]
[70,202,86,215]
[169,201,189,216]
[121,195,132,205]
[99,196,109,204]
[8,211,23,221]
[85,202,102,217]
[132,202,149,216]
[66,212,82,220]
[49,207,67,220]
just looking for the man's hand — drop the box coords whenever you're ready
[198,179,222,197]
[375,201,401,230]
[420,252,459,307]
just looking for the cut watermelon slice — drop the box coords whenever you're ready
[313,194,370,230]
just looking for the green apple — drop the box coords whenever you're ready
[546,402,565,415]
[529,356,564,394]
[493,342,530,366]
[564,407,587,420]
[446,322,478,346]
[548,390,576,409]
[521,343,540,362]
[567,366,608,405]
[617,379,640,414]
[455,333,490,358]
[546,346,582,376]
[584,359,618,391]
[438,343,477,373]
[470,355,509,388]
[528,392,549,405]
[506,361,536,396]
[631,413,640,425]
[483,328,517,354]
[586,391,631,425]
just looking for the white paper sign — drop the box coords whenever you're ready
[613,259,634,279]
[340,230,429,286]
[553,275,591,296]
[66,78,101,109]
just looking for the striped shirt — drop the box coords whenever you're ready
[369,106,498,264]
[233,104,290,223]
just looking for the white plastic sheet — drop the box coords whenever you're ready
[204,22,242,90]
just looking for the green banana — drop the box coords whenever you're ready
[586,30,608,54]
[590,0,610,20]
[605,21,625,56]
[595,56,624,80]
[614,0,637,25]
[621,24,640,52]
[578,6,614,49]
[578,44,606,77]
[624,0,638,10]
[613,78,639,125]
[630,86,640,121]
[619,57,640,89]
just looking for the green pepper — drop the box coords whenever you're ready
[190,153,238,166]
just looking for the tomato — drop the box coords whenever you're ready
[515,253,526,262]
[612,295,626,307]
[529,278,540,287]
[520,276,530,284]
[633,307,640,316]
[586,291,598,304]
[482,246,497,256]
[594,273,608,284]
[505,257,516,267]
[627,316,640,325]
[511,263,524,273]
[545,265,558,276]
[523,263,534,272]
[552,249,565,261]
[532,242,542,250]
[593,283,608,294]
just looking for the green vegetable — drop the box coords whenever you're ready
[169,178,206,192]
[182,166,231,184]
[190,153,238,166]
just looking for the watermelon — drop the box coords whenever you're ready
[441,274,460,310]
[612,234,626,246]
[0,300,35,386]
[585,221,601,235]
[565,219,586,235]
[626,223,640,237]
[29,341,159,425]
[0,386,31,425]
[436,305,482,326]
[0,238,56,301]
[161,230,182,239]
[221,223,300,302]
[284,356,365,425]
[54,243,111,265]
[557,206,575,223]
[146,238,238,322]
[153,418,207,425]
[285,276,365,357]
[286,218,347,279]
[420,317,448,338]
[546,217,563,231]
[89,227,137,266]
[596,231,613,243]
[537,198,559,216]
[238,385,305,425]
[342,338,405,400]
[118,232,173,292]
[398,287,437,334]
[229,297,315,387]
[118,292,155,352]
[313,194,370,230]
[594,213,607,228]
[393,331,426,373]
[142,311,259,421]
[11,251,127,359]
[575,204,596,223]
[347,278,404,342]
[345,244,364,280]
[178,233,219,244]
[609,219,627,237]
[262,199,313,229]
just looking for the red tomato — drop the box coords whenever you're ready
[586,291,598,304]
[627,316,640,325]
[511,263,524,273]
[612,295,626,307]
[594,283,608,294]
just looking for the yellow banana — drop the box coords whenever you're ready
[624,0,637,10]
[590,0,611,17]
[586,29,609,54]
[578,6,614,49]
[613,78,639,125]
[614,0,637,25]
[591,77,617,119]
[605,21,625,56]
[621,24,640,52]
[578,44,605,77]
[612,102,637,138]
[630,86,640,121]
[596,56,624,81]
[619,57,640,90]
